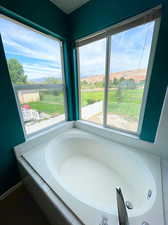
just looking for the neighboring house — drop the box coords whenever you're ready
[18,90,40,104]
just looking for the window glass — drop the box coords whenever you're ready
[107,21,155,132]
[78,20,156,134]
[79,38,106,125]
[0,15,65,135]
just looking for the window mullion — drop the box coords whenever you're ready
[60,42,68,121]
[76,47,81,120]
[103,36,111,126]
[13,88,27,137]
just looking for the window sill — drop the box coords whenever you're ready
[14,121,74,158]
[75,120,139,139]
[26,121,74,142]
[74,120,155,152]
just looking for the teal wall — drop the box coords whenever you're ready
[63,41,77,120]
[69,0,162,40]
[0,0,69,195]
[0,35,25,194]
[69,0,168,142]
[1,0,68,38]
[140,4,168,141]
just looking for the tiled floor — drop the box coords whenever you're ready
[0,185,50,225]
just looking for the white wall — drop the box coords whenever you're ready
[155,88,168,158]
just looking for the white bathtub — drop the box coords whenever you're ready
[20,128,164,225]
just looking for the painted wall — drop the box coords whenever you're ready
[0,0,68,38]
[0,0,68,195]
[69,0,162,40]
[69,0,168,143]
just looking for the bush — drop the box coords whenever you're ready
[87,99,97,105]
[51,90,60,96]
[40,92,45,101]
[115,87,123,102]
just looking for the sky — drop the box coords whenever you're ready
[0,16,62,81]
[79,21,155,77]
[0,15,155,80]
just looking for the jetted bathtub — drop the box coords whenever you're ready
[21,128,164,225]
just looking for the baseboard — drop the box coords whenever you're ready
[0,181,22,200]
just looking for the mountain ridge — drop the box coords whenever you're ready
[81,69,146,83]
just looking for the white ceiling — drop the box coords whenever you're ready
[49,0,91,14]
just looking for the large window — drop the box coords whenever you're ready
[79,39,106,125]
[0,15,66,135]
[78,10,160,134]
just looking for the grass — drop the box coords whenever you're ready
[28,88,143,120]
[29,93,64,115]
[81,89,143,120]
[40,94,64,104]
[107,102,141,120]
[29,102,64,115]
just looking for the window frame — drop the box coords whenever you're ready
[76,6,161,137]
[0,14,67,138]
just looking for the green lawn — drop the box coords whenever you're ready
[29,93,64,115]
[28,89,143,120]
[40,93,64,104]
[29,102,64,115]
[81,89,143,120]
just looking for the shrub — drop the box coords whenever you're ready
[87,99,97,105]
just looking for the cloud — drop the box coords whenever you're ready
[0,16,62,80]
[79,38,106,76]
[79,21,155,77]
[0,16,155,79]
[23,62,62,80]
[0,17,60,49]
[2,37,61,63]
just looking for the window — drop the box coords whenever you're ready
[106,22,155,132]
[78,8,160,134]
[78,39,106,125]
[0,15,66,135]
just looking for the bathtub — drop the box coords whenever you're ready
[17,128,164,225]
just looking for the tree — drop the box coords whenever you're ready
[7,59,27,84]
[113,78,119,86]
[127,79,136,89]
[94,81,104,88]
[115,77,125,102]
[118,78,136,89]
[115,86,123,102]
[80,80,88,89]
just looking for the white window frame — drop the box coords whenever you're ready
[0,14,67,139]
[77,6,161,136]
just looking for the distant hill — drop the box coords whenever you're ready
[28,77,47,83]
[28,77,61,83]
[81,69,146,83]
